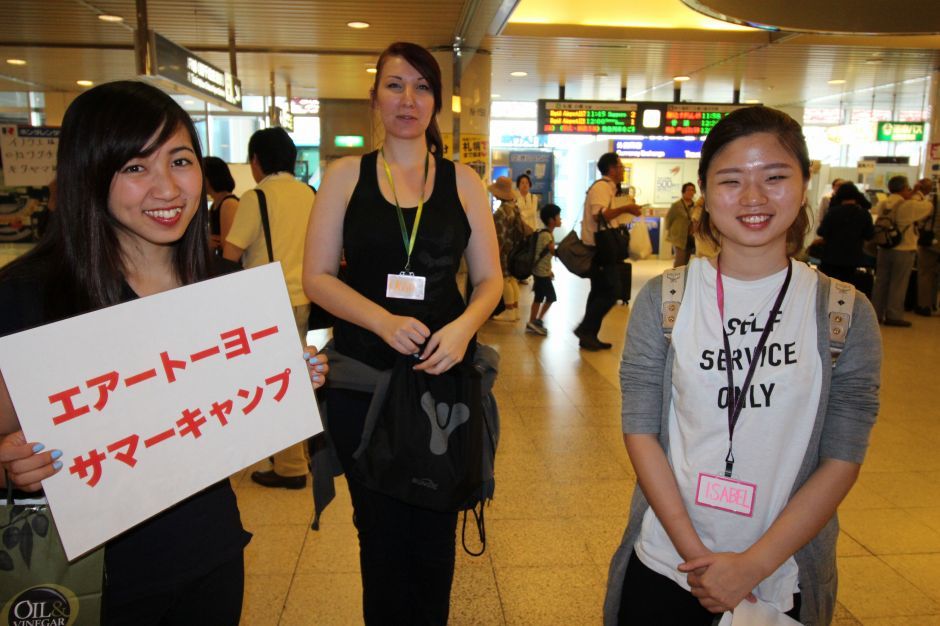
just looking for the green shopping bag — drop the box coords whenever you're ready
[1,488,104,626]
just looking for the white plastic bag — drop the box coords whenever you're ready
[629,218,654,260]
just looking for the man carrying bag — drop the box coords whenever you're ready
[574,153,642,351]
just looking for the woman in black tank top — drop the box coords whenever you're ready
[303,43,501,624]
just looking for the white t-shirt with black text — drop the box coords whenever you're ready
[635,257,822,613]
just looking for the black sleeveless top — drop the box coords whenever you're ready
[209,194,238,237]
[335,151,471,370]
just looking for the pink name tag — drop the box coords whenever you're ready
[386,273,426,300]
[695,473,757,517]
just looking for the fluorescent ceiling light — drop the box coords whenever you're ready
[828,79,846,85]
[347,21,370,29]
[673,75,691,82]
[76,80,94,87]
[6,59,26,66]
[510,71,528,77]
[98,14,123,23]
[366,67,377,74]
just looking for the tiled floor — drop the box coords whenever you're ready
[231,259,940,625]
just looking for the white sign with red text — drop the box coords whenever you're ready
[0,263,321,559]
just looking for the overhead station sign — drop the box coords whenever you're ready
[538,100,745,136]
[145,32,242,110]
[876,121,925,142]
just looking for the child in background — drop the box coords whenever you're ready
[526,203,562,336]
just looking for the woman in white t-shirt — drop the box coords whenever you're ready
[514,173,539,231]
[609,106,880,625]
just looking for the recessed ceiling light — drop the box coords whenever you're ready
[76,80,94,87]
[510,71,527,77]
[98,13,123,23]
[673,75,691,82]
[828,79,846,85]
[6,59,26,66]
[366,67,377,74]
[744,99,761,104]
[347,21,370,29]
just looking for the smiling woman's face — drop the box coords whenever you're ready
[373,55,434,143]
[703,132,807,258]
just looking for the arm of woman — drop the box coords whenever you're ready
[0,372,62,491]
[415,163,501,374]
[219,196,240,247]
[303,157,431,356]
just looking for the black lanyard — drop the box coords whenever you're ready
[715,260,792,478]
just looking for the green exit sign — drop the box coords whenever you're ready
[876,121,924,142]
[334,135,365,148]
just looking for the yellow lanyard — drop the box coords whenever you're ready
[381,149,429,272]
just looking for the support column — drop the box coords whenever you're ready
[927,70,940,179]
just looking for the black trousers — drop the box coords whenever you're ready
[577,256,619,337]
[326,387,458,626]
[618,550,801,625]
[103,553,244,626]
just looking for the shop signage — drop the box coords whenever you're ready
[876,121,924,142]
[614,138,705,159]
[0,125,59,186]
[150,32,242,109]
[0,264,320,559]
[538,100,744,136]
[334,135,365,148]
[508,151,554,199]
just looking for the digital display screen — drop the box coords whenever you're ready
[538,100,744,136]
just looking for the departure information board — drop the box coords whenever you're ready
[538,100,745,136]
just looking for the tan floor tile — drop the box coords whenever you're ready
[496,564,606,625]
[295,522,361,574]
[243,524,307,575]
[859,618,940,626]
[487,518,592,568]
[450,552,505,625]
[488,480,565,520]
[840,478,895,510]
[555,479,634,519]
[240,573,291,626]
[837,556,939,617]
[834,600,862,623]
[234,484,314,527]
[839,508,940,554]
[280,572,362,625]
[856,471,940,509]
[905,507,940,535]
[572,515,629,569]
[882,553,940,603]
[837,530,872,557]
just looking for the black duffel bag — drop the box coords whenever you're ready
[594,212,630,265]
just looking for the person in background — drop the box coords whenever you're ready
[915,178,938,316]
[816,181,875,296]
[605,105,880,626]
[0,80,327,625]
[204,156,239,252]
[491,175,530,322]
[223,127,316,488]
[816,178,844,228]
[514,173,539,232]
[665,182,697,267]
[526,203,561,336]
[302,41,501,624]
[870,175,932,327]
[576,152,642,351]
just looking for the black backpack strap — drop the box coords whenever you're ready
[256,189,274,263]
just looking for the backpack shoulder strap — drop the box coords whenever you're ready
[256,189,274,263]
[826,277,855,366]
[661,266,688,343]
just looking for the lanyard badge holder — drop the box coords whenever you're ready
[383,149,429,301]
[694,261,793,518]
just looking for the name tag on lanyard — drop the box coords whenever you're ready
[695,472,757,517]
[386,273,426,300]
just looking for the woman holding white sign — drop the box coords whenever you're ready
[303,42,501,624]
[0,81,327,625]
[604,106,881,625]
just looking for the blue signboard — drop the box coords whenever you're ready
[508,151,554,203]
[614,138,704,159]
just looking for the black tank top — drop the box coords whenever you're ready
[209,194,238,236]
[335,150,471,369]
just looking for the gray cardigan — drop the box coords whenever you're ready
[603,270,882,626]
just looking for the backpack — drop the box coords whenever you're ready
[508,229,551,281]
[660,265,856,367]
[872,209,906,249]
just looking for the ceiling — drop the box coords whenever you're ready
[0,0,938,113]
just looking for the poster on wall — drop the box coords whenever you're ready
[654,163,683,205]
[508,151,554,204]
[1,125,59,187]
[442,133,489,179]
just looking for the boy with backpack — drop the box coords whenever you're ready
[526,204,562,336]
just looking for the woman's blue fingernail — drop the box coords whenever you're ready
[303,351,310,359]
[315,364,324,372]
[53,461,63,470]
[51,450,62,460]
[32,443,45,453]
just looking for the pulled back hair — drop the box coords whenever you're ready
[0,80,209,318]
[372,42,444,156]
[204,156,236,193]
[697,106,811,257]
